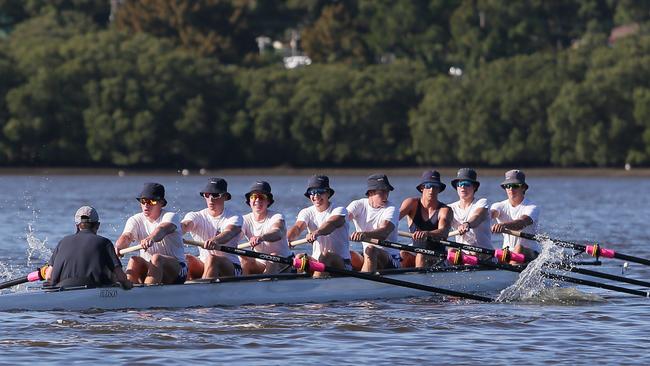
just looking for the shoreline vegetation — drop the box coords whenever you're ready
[0,3,649,170]
[1,166,648,177]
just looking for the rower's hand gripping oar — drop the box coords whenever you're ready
[183,239,494,302]
[0,265,49,290]
[398,231,526,264]
[368,237,650,298]
[503,229,650,266]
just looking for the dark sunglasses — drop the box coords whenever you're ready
[457,180,474,188]
[308,188,329,196]
[421,182,440,190]
[139,198,158,205]
[502,183,524,190]
[202,192,223,199]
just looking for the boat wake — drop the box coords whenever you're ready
[496,238,605,304]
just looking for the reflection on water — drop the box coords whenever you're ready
[0,174,650,363]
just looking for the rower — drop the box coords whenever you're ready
[115,183,187,284]
[240,181,293,275]
[399,170,452,268]
[46,206,131,289]
[347,173,401,272]
[182,177,243,280]
[287,175,352,276]
[490,169,540,263]
[449,168,494,258]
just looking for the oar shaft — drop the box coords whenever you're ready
[504,229,650,267]
[0,266,47,290]
[559,265,650,288]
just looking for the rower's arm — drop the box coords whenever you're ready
[211,225,242,244]
[466,207,489,228]
[149,222,177,242]
[427,207,452,239]
[360,220,395,241]
[260,220,286,242]
[181,220,194,234]
[287,221,306,242]
[502,215,534,230]
[115,232,135,251]
[113,267,132,290]
[314,215,345,237]
[399,198,415,221]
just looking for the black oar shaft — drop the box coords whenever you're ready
[0,276,29,290]
[216,244,494,302]
[614,252,650,266]
[558,266,650,288]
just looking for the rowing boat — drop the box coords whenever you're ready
[0,266,518,312]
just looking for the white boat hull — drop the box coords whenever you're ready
[0,267,519,311]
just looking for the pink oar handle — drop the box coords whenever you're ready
[292,256,326,272]
[447,249,479,266]
[494,249,526,263]
[586,245,616,258]
[27,271,41,282]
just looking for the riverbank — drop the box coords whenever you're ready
[1,166,649,177]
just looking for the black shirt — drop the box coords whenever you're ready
[49,229,122,288]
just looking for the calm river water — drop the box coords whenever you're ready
[0,173,649,364]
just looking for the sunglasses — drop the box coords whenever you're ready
[421,182,440,190]
[502,183,524,190]
[249,193,268,201]
[308,188,328,196]
[457,180,474,188]
[139,198,158,205]
[202,192,223,199]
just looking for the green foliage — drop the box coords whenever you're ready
[0,1,648,167]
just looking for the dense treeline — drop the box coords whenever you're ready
[0,1,649,168]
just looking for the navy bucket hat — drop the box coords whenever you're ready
[416,170,446,193]
[200,177,232,200]
[304,175,335,198]
[365,174,394,196]
[245,181,275,207]
[136,182,167,206]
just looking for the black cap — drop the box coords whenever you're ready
[200,177,231,200]
[245,181,274,207]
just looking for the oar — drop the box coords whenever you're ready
[397,231,526,264]
[183,239,494,302]
[119,237,310,255]
[238,238,309,249]
[365,238,650,298]
[0,265,48,290]
[503,229,650,266]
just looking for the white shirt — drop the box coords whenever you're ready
[450,198,494,249]
[182,207,242,265]
[491,198,540,252]
[296,204,350,260]
[122,210,185,263]
[242,210,292,257]
[346,198,400,258]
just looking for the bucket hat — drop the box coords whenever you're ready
[304,175,335,198]
[200,177,231,200]
[451,168,480,191]
[245,181,275,207]
[416,170,446,193]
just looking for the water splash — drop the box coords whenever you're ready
[25,224,51,267]
[497,238,566,302]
